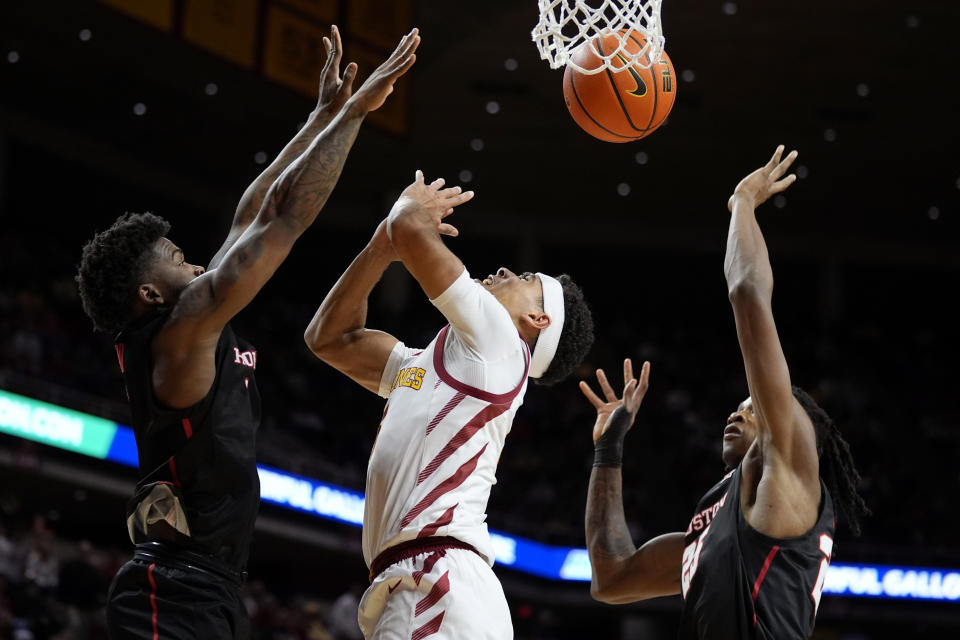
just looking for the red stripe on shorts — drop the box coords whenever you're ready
[412,550,444,586]
[411,611,445,640]
[147,563,159,640]
[415,570,450,617]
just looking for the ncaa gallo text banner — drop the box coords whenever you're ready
[1,389,958,601]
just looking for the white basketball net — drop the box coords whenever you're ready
[531,0,665,74]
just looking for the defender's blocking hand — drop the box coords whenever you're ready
[347,28,421,115]
[728,145,798,212]
[314,25,358,116]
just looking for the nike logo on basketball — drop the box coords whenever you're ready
[615,53,647,97]
[388,579,403,594]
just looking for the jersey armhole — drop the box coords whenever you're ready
[432,325,529,404]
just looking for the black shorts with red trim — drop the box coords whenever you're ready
[106,543,249,640]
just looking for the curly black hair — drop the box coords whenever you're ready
[534,274,595,387]
[792,385,871,537]
[76,212,171,335]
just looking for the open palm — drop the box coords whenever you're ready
[580,359,651,443]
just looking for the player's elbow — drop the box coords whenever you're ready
[589,571,635,605]
[727,274,771,306]
[590,581,637,605]
[304,324,336,361]
[590,580,618,604]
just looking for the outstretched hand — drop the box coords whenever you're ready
[348,28,420,114]
[388,170,475,238]
[314,25,358,115]
[580,359,651,444]
[727,145,798,212]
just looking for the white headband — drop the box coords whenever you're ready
[529,273,565,379]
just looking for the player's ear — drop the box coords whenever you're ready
[522,311,550,332]
[138,283,165,306]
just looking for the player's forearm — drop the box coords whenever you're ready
[305,241,393,356]
[264,105,365,234]
[234,107,340,230]
[387,203,439,255]
[586,466,639,598]
[724,194,773,300]
[386,207,464,299]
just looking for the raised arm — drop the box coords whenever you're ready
[209,25,354,270]
[386,170,475,299]
[724,146,819,489]
[582,360,684,604]
[303,219,402,395]
[304,173,475,393]
[152,29,421,408]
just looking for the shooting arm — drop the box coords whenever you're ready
[304,222,400,395]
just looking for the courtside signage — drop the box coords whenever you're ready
[257,464,365,526]
[3,388,957,600]
[0,390,117,459]
[823,564,960,601]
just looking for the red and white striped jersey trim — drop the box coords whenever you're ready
[363,325,530,567]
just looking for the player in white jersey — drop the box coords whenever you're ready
[304,170,595,639]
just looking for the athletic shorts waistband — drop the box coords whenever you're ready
[369,536,480,583]
[134,541,247,586]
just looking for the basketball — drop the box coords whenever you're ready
[563,30,676,142]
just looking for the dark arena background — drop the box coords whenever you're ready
[2,1,959,639]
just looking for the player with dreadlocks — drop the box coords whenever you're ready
[580,145,869,639]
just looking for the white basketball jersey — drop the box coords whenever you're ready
[362,324,529,568]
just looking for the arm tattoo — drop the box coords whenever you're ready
[270,112,364,230]
[238,111,336,226]
[586,467,637,560]
[209,112,337,270]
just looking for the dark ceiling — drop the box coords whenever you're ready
[2,0,959,261]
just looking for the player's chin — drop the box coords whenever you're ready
[721,441,744,469]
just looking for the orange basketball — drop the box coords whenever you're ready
[563,30,676,142]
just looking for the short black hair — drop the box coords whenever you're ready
[792,386,871,537]
[76,212,170,335]
[534,274,595,387]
